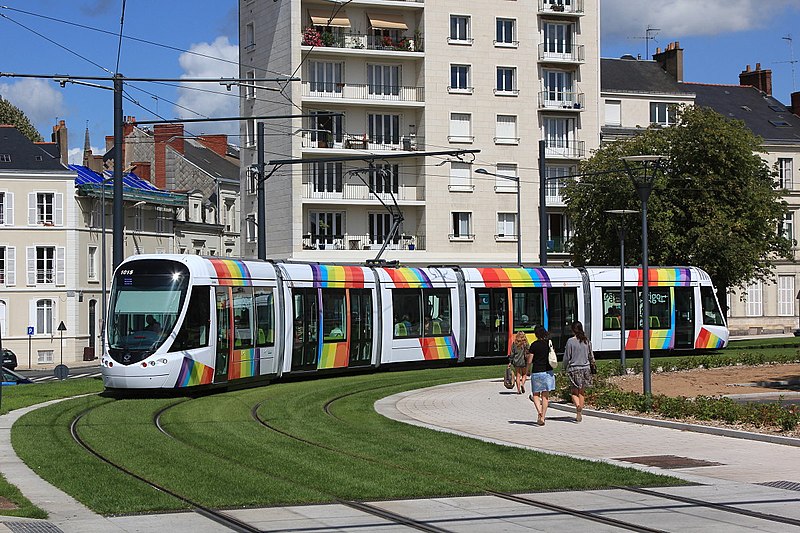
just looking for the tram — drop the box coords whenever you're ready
[101,255,728,389]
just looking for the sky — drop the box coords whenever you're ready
[0,0,799,165]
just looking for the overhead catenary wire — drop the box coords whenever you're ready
[114,0,126,75]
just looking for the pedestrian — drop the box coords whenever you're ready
[563,321,595,422]
[509,331,529,394]
[528,325,556,425]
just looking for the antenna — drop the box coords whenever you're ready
[779,34,797,92]
[629,25,661,60]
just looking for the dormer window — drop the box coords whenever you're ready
[0,155,10,162]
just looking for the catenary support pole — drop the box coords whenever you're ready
[257,122,267,260]
[113,74,124,269]
[538,140,547,266]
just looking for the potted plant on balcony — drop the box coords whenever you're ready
[321,30,337,47]
[381,35,394,49]
[302,27,323,46]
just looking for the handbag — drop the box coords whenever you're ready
[547,340,558,370]
[503,364,514,389]
[588,342,597,375]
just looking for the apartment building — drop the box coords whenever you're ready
[239,0,600,263]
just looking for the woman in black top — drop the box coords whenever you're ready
[528,325,556,425]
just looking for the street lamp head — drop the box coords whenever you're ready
[475,168,489,175]
[605,209,639,215]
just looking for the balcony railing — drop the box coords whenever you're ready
[544,140,585,159]
[538,91,585,110]
[301,32,424,53]
[302,234,425,251]
[303,182,425,202]
[538,0,585,15]
[301,131,423,152]
[547,236,571,253]
[302,82,425,103]
[538,43,585,63]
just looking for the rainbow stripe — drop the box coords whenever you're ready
[386,268,432,288]
[228,349,258,380]
[696,328,724,349]
[419,335,458,360]
[175,357,214,388]
[312,265,365,288]
[209,258,252,286]
[637,268,691,286]
[319,342,349,369]
[625,331,674,350]
[476,268,552,287]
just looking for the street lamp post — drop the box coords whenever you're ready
[476,168,522,266]
[605,209,638,373]
[621,155,666,397]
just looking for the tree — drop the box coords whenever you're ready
[563,106,792,310]
[0,97,43,143]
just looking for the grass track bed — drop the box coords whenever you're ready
[14,366,681,515]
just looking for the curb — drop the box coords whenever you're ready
[548,403,800,448]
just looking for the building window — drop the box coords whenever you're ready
[308,61,343,94]
[543,70,575,107]
[605,99,621,126]
[548,213,570,253]
[0,190,14,226]
[35,246,55,284]
[451,212,473,240]
[544,116,578,157]
[246,215,257,243]
[37,350,54,364]
[779,275,795,317]
[245,70,256,99]
[369,164,400,194]
[36,193,54,224]
[783,212,794,242]
[368,114,400,146]
[36,298,54,334]
[495,163,518,192]
[448,162,473,192]
[448,113,473,143]
[0,155,10,163]
[495,67,518,95]
[779,158,793,190]
[495,18,516,46]
[368,64,401,96]
[246,119,255,147]
[746,281,763,317]
[309,211,344,246]
[0,192,4,225]
[545,165,574,202]
[449,65,472,93]
[0,247,4,285]
[88,246,98,281]
[310,162,344,193]
[650,102,677,126]
[245,22,255,49]
[495,115,519,144]
[156,208,170,233]
[134,205,144,232]
[1,246,14,287]
[449,15,471,44]
[497,213,517,239]
[543,22,575,58]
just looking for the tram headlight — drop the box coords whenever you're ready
[158,358,168,365]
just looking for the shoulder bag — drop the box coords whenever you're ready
[588,341,597,375]
[503,364,514,389]
[547,340,558,370]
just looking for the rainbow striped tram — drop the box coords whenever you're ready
[101,255,729,389]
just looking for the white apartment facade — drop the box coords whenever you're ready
[239,0,600,263]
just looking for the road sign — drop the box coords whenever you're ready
[54,364,69,380]
[27,326,33,336]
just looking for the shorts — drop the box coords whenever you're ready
[531,370,556,393]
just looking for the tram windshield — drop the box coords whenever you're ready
[107,260,190,361]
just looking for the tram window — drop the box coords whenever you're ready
[601,288,636,330]
[512,289,543,332]
[700,286,725,326]
[423,289,451,337]
[232,286,254,349]
[254,288,274,347]
[170,286,210,351]
[646,288,671,329]
[322,289,346,341]
[393,289,422,337]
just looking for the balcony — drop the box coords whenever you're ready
[538,0,585,16]
[538,91,585,111]
[301,131,423,152]
[302,233,425,251]
[300,31,424,54]
[538,43,585,64]
[302,182,425,202]
[302,82,424,104]
[547,236,571,254]
[545,191,566,207]
[544,140,585,160]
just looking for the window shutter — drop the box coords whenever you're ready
[55,193,64,226]
[56,247,66,286]
[29,300,36,334]
[26,247,36,285]
[5,192,13,226]
[28,192,36,225]
[6,247,15,286]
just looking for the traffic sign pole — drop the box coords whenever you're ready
[27,326,33,369]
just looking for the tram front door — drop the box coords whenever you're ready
[214,287,232,383]
[292,289,319,370]
[348,289,373,366]
[475,289,509,357]
[674,287,695,349]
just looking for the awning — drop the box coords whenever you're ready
[308,9,350,28]
[368,12,408,30]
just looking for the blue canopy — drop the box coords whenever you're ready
[71,165,187,206]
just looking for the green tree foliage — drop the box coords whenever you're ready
[0,98,43,142]
[563,106,792,300]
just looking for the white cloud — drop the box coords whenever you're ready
[602,0,796,40]
[0,79,65,134]
[176,36,239,139]
[68,146,102,165]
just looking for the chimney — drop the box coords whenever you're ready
[739,63,772,95]
[51,120,68,165]
[123,116,136,138]
[792,91,800,118]
[132,161,151,182]
[653,41,684,82]
[197,134,228,157]
[153,124,184,190]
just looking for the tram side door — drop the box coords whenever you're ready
[474,289,508,357]
[215,287,232,383]
[674,287,694,349]
[547,288,578,353]
[349,289,373,367]
[292,289,319,370]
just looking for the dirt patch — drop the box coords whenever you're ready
[607,363,800,397]
[0,496,18,510]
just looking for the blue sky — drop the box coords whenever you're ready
[1,0,799,164]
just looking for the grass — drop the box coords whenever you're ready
[13,366,682,516]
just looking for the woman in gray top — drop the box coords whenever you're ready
[562,321,595,422]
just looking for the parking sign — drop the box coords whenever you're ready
[27,326,34,336]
